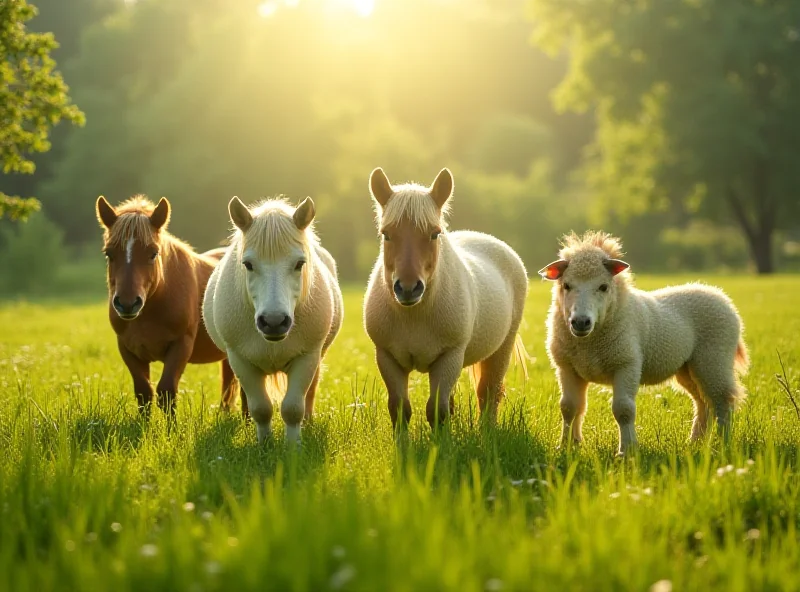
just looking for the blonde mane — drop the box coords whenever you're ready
[376,183,450,231]
[230,198,317,301]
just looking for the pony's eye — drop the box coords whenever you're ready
[104,251,113,261]
[150,251,158,261]
[382,232,390,242]
[563,283,572,291]
[294,260,306,271]
[243,261,253,271]
[430,230,441,241]
[599,284,609,292]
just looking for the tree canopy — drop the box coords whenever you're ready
[530,0,800,273]
[0,0,84,220]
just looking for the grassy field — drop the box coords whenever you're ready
[1,275,799,591]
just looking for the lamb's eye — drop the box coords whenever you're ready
[382,232,390,242]
[243,261,253,271]
[563,283,572,291]
[430,230,441,241]
[294,259,306,271]
[599,284,609,292]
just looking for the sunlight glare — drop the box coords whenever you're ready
[257,1,280,18]
[351,0,375,18]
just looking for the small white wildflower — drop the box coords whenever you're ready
[110,522,123,533]
[736,468,748,476]
[201,511,213,521]
[485,578,504,591]
[649,580,672,592]
[65,540,76,552]
[329,565,356,590]
[85,532,98,542]
[140,544,158,558]
[331,545,346,559]
[745,529,761,541]
[227,537,239,547]
[609,492,621,499]
[746,459,755,466]
[205,561,222,575]
[182,502,195,512]
[510,479,523,487]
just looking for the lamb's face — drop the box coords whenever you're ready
[539,252,630,338]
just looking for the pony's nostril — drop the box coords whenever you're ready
[113,296,122,310]
[258,313,292,333]
[256,315,269,331]
[571,317,591,331]
[412,280,425,297]
[132,297,143,311]
[393,280,403,297]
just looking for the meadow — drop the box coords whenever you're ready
[1,275,799,591]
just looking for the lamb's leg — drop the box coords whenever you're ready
[427,348,466,428]
[303,365,321,422]
[612,365,641,456]
[376,348,411,428]
[281,351,321,445]
[557,365,589,447]
[688,360,738,442]
[674,365,709,441]
[228,351,272,444]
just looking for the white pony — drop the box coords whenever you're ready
[364,168,529,428]
[203,197,343,444]
[539,231,749,456]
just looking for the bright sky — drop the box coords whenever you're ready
[257,0,375,18]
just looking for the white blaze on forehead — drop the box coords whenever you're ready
[126,238,135,264]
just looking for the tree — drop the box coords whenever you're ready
[530,0,800,273]
[0,0,84,220]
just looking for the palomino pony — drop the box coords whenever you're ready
[539,231,749,456]
[96,195,245,418]
[203,196,343,444]
[364,168,529,428]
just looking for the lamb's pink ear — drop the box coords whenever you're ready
[96,196,117,229]
[430,168,454,209]
[293,197,315,230]
[538,259,569,281]
[604,258,630,276]
[149,197,171,230]
[369,167,393,207]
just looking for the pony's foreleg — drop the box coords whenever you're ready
[118,341,154,417]
[611,364,642,457]
[228,352,272,444]
[156,335,194,422]
[427,348,466,428]
[376,348,410,428]
[282,352,321,445]
[557,365,589,448]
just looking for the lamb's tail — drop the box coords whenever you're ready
[467,334,530,389]
[735,339,750,376]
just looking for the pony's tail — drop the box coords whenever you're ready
[735,339,750,376]
[467,333,530,390]
[265,372,288,401]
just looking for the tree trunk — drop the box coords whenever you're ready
[748,229,774,275]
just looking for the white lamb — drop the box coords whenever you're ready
[539,231,749,456]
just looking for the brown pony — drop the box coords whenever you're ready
[96,195,246,418]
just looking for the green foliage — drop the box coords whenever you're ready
[0,211,65,294]
[1,277,799,588]
[529,0,800,273]
[0,0,85,219]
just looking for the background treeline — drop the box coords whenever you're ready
[1,0,798,297]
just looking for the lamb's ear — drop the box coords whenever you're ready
[96,196,117,229]
[604,258,630,276]
[538,259,569,281]
[228,196,253,232]
[430,168,454,209]
[149,197,171,230]
[369,167,393,207]
[293,197,315,230]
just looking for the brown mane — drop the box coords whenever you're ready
[102,195,190,258]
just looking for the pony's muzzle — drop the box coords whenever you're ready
[393,279,425,306]
[256,313,293,341]
[569,315,593,337]
[113,295,143,320]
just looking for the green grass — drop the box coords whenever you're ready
[1,275,799,591]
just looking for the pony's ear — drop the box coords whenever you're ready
[293,197,316,231]
[96,196,117,229]
[604,258,630,276]
[228,196,253,232]
[430,168,454,209]
[369,167,393,207]
[538,259,569,281]
[149,197,171,230]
